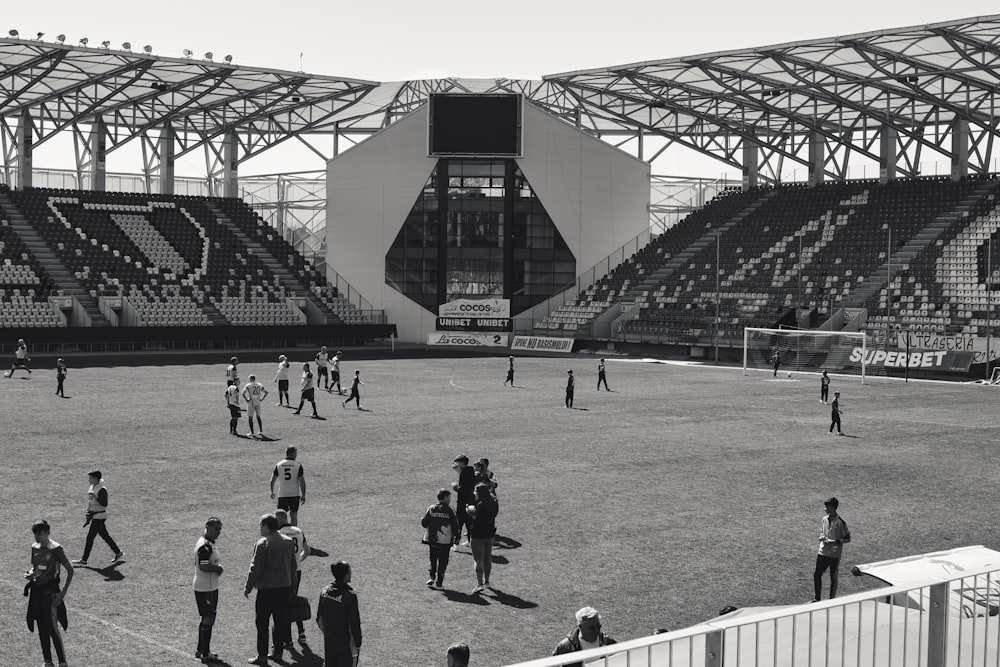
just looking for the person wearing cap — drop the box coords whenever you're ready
[274,355,291,407]
[565,369,575,408]
[26,519,73,667]
[55,357,67,397]
[271,447,307,526]
[244,513,297,666]
[225,356,239,387]
[597,358,609,391]
[451,455,477,547]
[8,336,31,377]
[316,560,362,667]
[242,374,269,439]
[331,351,343,394]
[446,642,470,667]
[421,488,460,589]
[293,363,320,417]
[225,381,242,436]
[193,517,224,663]
[315,345,331,391]
[276,509,310,645]
[71,470,124,567]
[341,369,364,410]
[552,606,617,665]
[830,391,843,435]
[813,497,851,601]
[504,356,515,387]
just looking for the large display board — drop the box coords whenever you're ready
[428,94,522,157]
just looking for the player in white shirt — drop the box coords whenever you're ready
[225,356,239,387]
[331,352,343,394]
[193,517,224,662]
[225,383,242,436]
[274,355,291,407]
[275,509,310,644]
[7,337,32,377]
[241,374,269,438]
[271,447,306,525]
[315,346,330,391]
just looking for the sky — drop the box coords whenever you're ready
[4,0,999,178]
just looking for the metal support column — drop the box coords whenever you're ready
[223,130,239,198]
[951,118,969,181]
[17,109,34,188]
[159,124,175,195]
[90,118,108,192]
[742,139,759,189]
[808,130,824,187]
[879,124,897,184]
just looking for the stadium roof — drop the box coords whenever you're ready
[0,14,998,181]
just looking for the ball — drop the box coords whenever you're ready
[787,373,792,378]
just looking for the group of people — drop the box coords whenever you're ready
[225,349,366,437]
[503,356,612,408]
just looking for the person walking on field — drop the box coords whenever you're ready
[271,446,307,526]
[331,352,343,394]
[820,370,830,404]
[468,483,499,594]
[812,497,851,601]
[342,370,363,409]
[771,349,781,377]
[315,346,331,391]
[275,509,310,646]
[421,488,460,589]
[316,560,363,667]
[504,356,515,387]
[597,358,609,391]
[294,363,319,417]
[830,391,843,435]
[71,470,124,566]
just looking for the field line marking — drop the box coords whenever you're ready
[449,377,471,390]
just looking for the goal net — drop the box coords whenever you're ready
[743,328,868,382]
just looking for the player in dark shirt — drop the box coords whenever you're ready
[565,370,575,408]
[55,358,67,397]
[830,391,843,435]
[597,359,609,391]
[504,356,514,387]
[342,370,363,410]
[771,350,781,377]
[820,370,830,403]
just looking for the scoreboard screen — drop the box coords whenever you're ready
[429,94,522,157]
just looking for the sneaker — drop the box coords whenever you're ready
[43,662,54,667]
[436,580,444,589]
[196,651,219,662]
[297,632,307,643]
[275,402,283,407]
[292,410,301,415]
[484,580,492,589]
[71,558,88,566]
[247,658,268,666]
[426,578,435,587]
[472,585,485,594]
[111,552,125,564]
[341,401,346,408]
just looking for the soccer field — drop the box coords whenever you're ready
[4,355,996,667]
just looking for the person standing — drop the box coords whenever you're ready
[8,337,31,377]
[193,517,224,663]
[316,560,362,667]
[341,370,363,410]
[55,358,67,397]
[473,458,497,497]
[565,369,575,408]
[271,447,307,526]
[274,355,291,407]
[25,520,73,667]
[331,351,343,394]
[451,455,477,548]
[421,488,460,589]
[244,514,297,666]
[830,391,843,435]
[315,346,331,391]
[71,470,124,566]
[812,497,851,602]
[820,370,831,404]
[446,643,470,667]
[276,509,310,646]
[771,349,781,377]
[552,606,617,665]
[225,356,239,387]
[468,483,499,594]
[597,358,609,391]
[293,363,319,417]
[225,382,242,436]
[504,356,514,387]
[242,374,269,438]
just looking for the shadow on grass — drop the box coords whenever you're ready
[442,589,490,605]
[282,642,325,666]
[485,587,538,609]
[490,554,510,565]
[310,415,328,421]
[78,562,126,581]
[259,435,282,441]
[567,406,589,411]
[308,547,330,558]
[493,536,522,550]
[838,433,861,439]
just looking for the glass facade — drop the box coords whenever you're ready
[385,158,575,314]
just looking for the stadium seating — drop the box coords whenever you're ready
[0,217,63,328]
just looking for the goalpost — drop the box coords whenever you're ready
[743,328,868,383]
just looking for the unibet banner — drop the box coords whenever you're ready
[438,298,510,319]
[849,347,974,373]
[427,333,509,347]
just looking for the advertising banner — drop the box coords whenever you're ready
[435,317,512,332]
[510,336,575,353]
[848,347,975,373]
[427,332,509,347]
[438,298,510,319]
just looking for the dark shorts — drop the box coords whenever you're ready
[228,405,242,418]
[278,379,289,392]
[195,589,219,617]
[227,379,236,387]
[12,358,27,368]
[317,366,329,377]
[277,496,301,512]
[332,371,340,383]
[301,388,315,401]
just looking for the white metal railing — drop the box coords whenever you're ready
[504,564,1000,667]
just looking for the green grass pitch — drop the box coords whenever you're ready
[3,355,996,666]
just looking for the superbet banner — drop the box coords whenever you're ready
[849,347,974,372]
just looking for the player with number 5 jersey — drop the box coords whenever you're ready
[271,447,306,526]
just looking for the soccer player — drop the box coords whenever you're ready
[812,497,851,601]
[421,488,460,589]
[331,351,343,394]
[71,470,124,566]
[8,337,31,377]
[193,517,224,663]
[820,370,831,404]
[271,447,307,526]
[565,369,575,408]
[26,519,73,667]
[225,356,239,387]
[242,374,269,438]
[342,369,363,410]
[504,356,514,387]
[771,349,781,377]
[276,509,310,645]
[274,354,291,407]
[597,358,609,391]
[830,391,843,435]
[315,346,331,391]
[293,363,319,417]
[225,382,241,435]
[55,358,67,396]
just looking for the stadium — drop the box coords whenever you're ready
[4,7,1000,667]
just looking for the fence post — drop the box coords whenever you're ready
[705,628,723,667]
[927,582,949,667]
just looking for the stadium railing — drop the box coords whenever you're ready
[502,562,1000,667]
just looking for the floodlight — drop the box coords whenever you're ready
[204,51,213,60]
[223,54,232,63]
[121,41,131,50]
[101,40,111,48]
[8,29,18,38]
[36,32,44,40]
[143,44,152,53]
[56,34,66,44]
[183,49,193,57]
[79,37,88,45]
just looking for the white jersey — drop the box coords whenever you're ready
[274,361,290,382]
[226,364,239,384]
[193,536,221,592]
[278,525,306,570]
[242,381,267,405]
[273,458,303,498]
[225,385,241,407]
[300,370,314,392]
[332,356,340,373]
[16,343,28,360]
[315,351,329,368]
